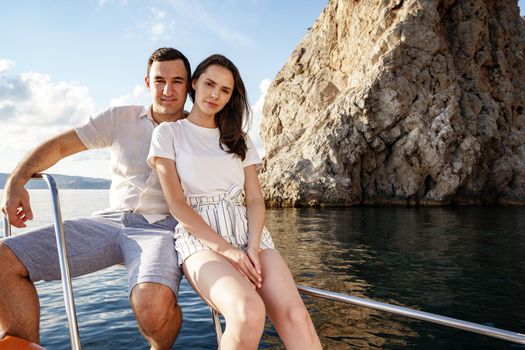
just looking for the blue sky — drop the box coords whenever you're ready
[1,1,523,179]
[0,0,327,178]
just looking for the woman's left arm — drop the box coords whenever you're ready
[244,164,265,275]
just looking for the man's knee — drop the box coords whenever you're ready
[0,242,28,279]
[131,283,180,330]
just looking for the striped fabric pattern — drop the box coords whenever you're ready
[174,185,275,265]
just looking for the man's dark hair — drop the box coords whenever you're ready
[147,47,191,84]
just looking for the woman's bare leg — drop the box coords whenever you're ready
[183,250,266,350]
[257,249,322,349]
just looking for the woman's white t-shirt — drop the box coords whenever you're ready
[148,118,261,197]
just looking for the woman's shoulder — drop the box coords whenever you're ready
[152,121,180,141]
[158,119,186,130]
[154,119,190,143]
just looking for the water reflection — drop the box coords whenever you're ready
[2,191,524,349]
[265,208,412,349]
[265,207,525,349]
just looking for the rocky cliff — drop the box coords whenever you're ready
[260,0,525,206]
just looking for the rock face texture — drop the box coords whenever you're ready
[260,0,525,206]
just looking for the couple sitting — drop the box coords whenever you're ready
[0,47,322,349]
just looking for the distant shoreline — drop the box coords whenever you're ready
[0,173,111,190]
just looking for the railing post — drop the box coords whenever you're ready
[2,216,11,238]
[2,174,82,350]
[211,308,223,345]
[39,174,81,350]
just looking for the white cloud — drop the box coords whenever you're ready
[149,7,176,42]
[0,71,95,126]
[109,84,149,106]
[1,124,70,157]
[165,1,253,47]
[121,2,251,46]
[248,78,271,158]
[97,0,128,8]
[0,122,77,175]
[0,69,112,177]
[0,66,164,178]
[0,59,15,74]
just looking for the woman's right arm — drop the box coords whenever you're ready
[153,156,262,287]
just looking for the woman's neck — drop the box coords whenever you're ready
[187,107,217,128]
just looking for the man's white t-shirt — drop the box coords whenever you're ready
[147,118,261,196]
[75,105,171,223]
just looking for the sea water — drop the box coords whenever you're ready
[1,190,524,349]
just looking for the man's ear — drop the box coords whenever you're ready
[144,75,150,90]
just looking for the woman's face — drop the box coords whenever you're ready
[192,64,234,116]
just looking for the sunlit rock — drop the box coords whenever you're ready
[260,0,525,206]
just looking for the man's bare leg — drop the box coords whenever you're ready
[0,243,40,344]
[131,283,182,350]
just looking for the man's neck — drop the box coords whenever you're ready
[151,108,183,124]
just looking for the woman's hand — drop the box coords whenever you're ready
[246,246,262,286]
[222,246,262,289]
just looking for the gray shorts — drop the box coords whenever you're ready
[1,211,182,296]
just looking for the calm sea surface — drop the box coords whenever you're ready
[1,189,524,349]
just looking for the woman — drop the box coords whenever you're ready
[148,54,322,349]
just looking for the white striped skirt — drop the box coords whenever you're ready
[174,185,275,265]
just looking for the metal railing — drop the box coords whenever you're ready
[3,174,525,348]
[2,174,81,350]
[211,285,525,345]
[296,285,525,344]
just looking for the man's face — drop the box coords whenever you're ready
[145,59,188,120]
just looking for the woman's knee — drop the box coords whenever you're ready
[278,302,311,327]
[227,292,266,332]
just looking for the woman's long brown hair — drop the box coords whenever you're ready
[189,54,251,160]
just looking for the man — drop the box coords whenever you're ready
[0,47,190,350]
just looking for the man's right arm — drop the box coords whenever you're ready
[1,129,87,227]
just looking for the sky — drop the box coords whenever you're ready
[1,1,524,180]
[0,0,328,179]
